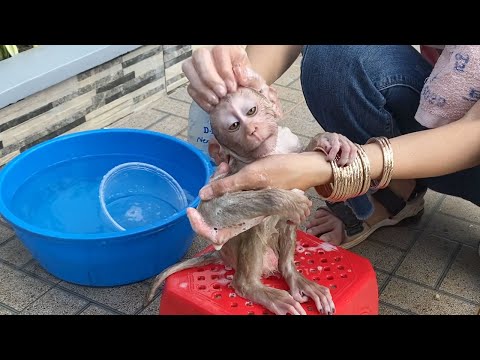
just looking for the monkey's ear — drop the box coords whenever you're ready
[263,85,283,119]
[208,137,230,166]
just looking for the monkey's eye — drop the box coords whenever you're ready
[246,106,257,116]
[228,122,240,131]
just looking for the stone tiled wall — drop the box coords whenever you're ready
[163,45,192,93]
[0,45,192,167]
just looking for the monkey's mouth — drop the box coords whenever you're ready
[245,133,277,157]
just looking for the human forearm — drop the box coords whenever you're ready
[246,45,303,85]
[300,109,480,192]
[363,116,480,180]
[306,115,480,191]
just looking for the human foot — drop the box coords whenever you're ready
[306,180,426,248]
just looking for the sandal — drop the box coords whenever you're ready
[316,184,427,249]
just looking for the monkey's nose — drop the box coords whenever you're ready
[247,125,258,136]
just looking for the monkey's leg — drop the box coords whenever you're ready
[187,189,311,248]
[231,230,306,315]
[277,224,335,315]
[144,252,222,306]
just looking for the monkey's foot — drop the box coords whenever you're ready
[240,286,307,315]
[186,207,265,249]
[287,275,335,315]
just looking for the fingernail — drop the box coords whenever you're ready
[209,95,219,105]
[225,80,236,92]
[200,186,213,200]
[214,84,227,97]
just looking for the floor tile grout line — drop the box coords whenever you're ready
[0,258,64,292]
[0,258,125,315]
[53,283,127,315]
[437,210,480,227]
[105,112,134,128]
[21,258,36,269]
[375,268,392,294]
[283,100,305,117]
[390,193,447,276]
[150,107,167,114]
[78,302,124,315]
[110,109,171,129]
[378,300,416,315]
[368,228,476,252]
[0,228,167,314]
[286,76,301,88]
[150,100,191,118]
[150,107,188,120]
[174,126,188,137]
[19,285,57,314]
[377,193,447,294]
[272,82,304,91]
[368,235,420,253]
[418,231,477,249]
[134,282,165,314]
[0,302,20,315]
[389,273,480,306]
[0,235,15,248]
[144,112,182,130]
[434,242,462,290]
[75,302,93,315]
[166,95,193,105]
[413,194,447,230]
[0,257,44,275]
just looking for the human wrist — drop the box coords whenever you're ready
[309,137,394,202]
[298,151,333,189]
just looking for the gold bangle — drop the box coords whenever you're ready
[366,136,394,190]
[349,144,370,198]
[312,144,372,203]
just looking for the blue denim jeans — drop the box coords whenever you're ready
[300,45,480,219]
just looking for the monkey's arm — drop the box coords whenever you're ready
[199,188,310,227]
[187,189,311,248]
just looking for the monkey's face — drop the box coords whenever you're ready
[210,87,280,159]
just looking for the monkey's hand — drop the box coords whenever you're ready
[305,132,357,167]
[281,189,312,225]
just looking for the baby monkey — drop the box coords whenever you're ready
[146,77,356,315]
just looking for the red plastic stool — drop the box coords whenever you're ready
[159,230,378,315]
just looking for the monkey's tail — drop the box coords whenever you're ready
[144,251,222,306]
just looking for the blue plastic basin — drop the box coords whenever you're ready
[0,129,213,286]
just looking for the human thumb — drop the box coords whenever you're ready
[199,173,242,200]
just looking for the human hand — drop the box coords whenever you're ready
[305,132,357,166]
[199,152,331,200]
[182,45,265,113]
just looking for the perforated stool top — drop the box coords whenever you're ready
[159,230,378,315]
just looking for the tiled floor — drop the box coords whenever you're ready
[1,54,479,315]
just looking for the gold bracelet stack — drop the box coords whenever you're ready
[313,136,394,203]
[366,136,394,190]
